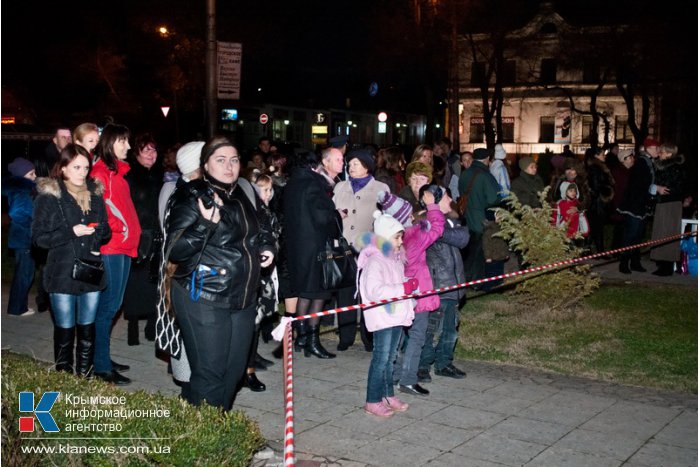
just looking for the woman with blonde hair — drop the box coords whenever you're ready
[73,123,100,159]
[411,144,434,167]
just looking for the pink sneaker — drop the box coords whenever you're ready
[364,401,394,418]
[383,396,409,412]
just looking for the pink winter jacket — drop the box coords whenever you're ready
[404,204,445,313]
[356,232,415,332]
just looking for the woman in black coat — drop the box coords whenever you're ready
[32,144,111,375]
[165,136,276,410]
[123,133,163,345]
[649,143,686,275]
[283,151,340,359]
[584,147,615,254]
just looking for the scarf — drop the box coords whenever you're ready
[64,180,91,214]
[203,172,235,198]
[349,175,373,193]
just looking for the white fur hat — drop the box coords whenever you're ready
[176,141,205,175]
[373,211,404,240]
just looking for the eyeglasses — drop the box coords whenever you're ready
[142,146,157,153]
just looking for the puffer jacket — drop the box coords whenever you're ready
[2,176,35,249]
[32,178,111,293]
[404,204,445,313]
[356,232,414,332]
[91,159,142,257]
[426,218,469,301]
[165,177,276,310]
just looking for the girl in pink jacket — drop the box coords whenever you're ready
[357,212,416,417]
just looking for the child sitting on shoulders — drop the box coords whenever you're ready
[356,212,417,417]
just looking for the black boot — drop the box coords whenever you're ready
[54,327,75,373]
[75,324,94,377]
[294,320,309,352]
[305,325,336,359]
[144,316,156,342]
[652,260,674,276]
[630,256,647,272]
[619,258,631,274]
[272,343,284,359]
[127,319,140,346]
[243,372,266,392]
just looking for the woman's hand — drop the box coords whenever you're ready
[338,208,348,219]
[73,224,96,237]
[260,251,275,268]
[198,193,222,223]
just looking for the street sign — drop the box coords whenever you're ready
[217,42,242,100]
[378,112,388,122]
[161,106,170,117]
[259,113,269,124]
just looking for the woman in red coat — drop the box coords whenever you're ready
[90,124,141,385]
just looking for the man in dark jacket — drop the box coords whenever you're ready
[458,148,500,281]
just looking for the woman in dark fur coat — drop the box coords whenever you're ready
[584,147,615,253]
[32,145,111,376]
[649,143,687,275]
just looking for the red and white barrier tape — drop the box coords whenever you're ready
[275,230,696,464]
[282,321,295,466]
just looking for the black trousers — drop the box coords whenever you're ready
[171,281,255,411]
[337,285,358,346]
[463,231,485,281]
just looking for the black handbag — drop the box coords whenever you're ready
[57,199,105,286]
[72,257,105,285]
[317,218,357,290]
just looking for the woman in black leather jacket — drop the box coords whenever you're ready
[164,136,275,410]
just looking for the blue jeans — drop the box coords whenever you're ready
[419,299,459,371]
[394,311,430,386]
[8,248,35,315]
[94,254,131,373]
[366,326,402,403]
[50,292,100,328]
[621,215,647,261]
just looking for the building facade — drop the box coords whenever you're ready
[456,3,656,156]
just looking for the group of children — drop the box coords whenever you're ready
[357,187,466,418]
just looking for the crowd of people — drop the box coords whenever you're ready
[2,127,693,415]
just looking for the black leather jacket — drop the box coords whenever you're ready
[165,178,276,309]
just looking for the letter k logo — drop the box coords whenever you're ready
[19,392,60,432]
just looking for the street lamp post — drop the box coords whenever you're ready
[205,0,217,139]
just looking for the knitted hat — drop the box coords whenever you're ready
[377,190,413,227]
[519,156,535,171]
[347,148,375,174]
[8,157,35,178]
[473,148,490,160]
[373,211,404,240]
[176,141,205,175]
[404,161,432,184]
[643,137,660,149]
[617,148,634,163]
[494,144,507,160]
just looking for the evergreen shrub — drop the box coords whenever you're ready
[494,189,600,309]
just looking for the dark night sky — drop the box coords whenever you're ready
[1,0,695,131]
